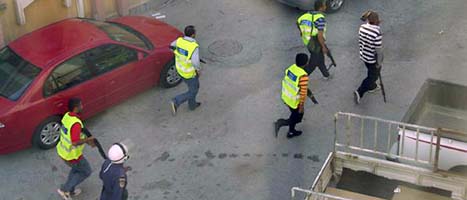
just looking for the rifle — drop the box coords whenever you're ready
[378,66,387,103]
[325,47,337,70]
[306,89,319,104]
[83,128,107,159]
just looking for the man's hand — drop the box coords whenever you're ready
[86,137,96,148]
[196,70,201,77]
[298,105,304,114]
[376,63,382,69]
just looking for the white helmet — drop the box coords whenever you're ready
[108,143,129,164]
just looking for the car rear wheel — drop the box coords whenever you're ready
[160,59,182,88]
[326,0,344,13]
[33,116,61,149]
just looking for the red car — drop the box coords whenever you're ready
[0,16,182,154]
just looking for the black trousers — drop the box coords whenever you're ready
[277,107,304,132]
[357,62,380,98]
[305,48,330,78]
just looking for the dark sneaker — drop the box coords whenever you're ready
[286,131,302,139]
[170,101,177,116]
[71,188,81,197]
[354,91,360,104]
[368,84,381,93]
[190,102,201,110]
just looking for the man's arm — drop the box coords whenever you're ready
[191,47,201,71]
[316,17,327,54]
[374,32,383,67]
[70,123,93,146]
[169,40,177,50]
[298,75,309,113]
[110,176,126,200]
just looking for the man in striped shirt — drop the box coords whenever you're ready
[274,53,310,139]
[354,11,383,104]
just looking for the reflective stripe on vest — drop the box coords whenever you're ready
[56,112,85,161]
[297,12,326,45]
[174,37,199,79]
[281,64,307,109]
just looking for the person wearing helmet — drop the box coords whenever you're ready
[99,143,130,200]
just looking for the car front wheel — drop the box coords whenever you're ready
[33,116,61,149]
[326,0,344,13]
[160,59,182,88]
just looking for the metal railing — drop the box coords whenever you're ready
[334,112,442,170]
[291,187,355,200]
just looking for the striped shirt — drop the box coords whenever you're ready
[311,12,326,31]
[298,75,309,106]
[359,23,382,64]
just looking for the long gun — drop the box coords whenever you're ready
[307,89,319,104]
[326,47,337,70]
[83,128,107,159]
[378,67,387,103]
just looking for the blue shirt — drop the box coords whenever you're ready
[100,160,127,200]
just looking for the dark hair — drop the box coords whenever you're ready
[314,0,325,11]
[367,12,380,25]
[296,53,309,67]
[184,25,196,37]
[68,98,81,111]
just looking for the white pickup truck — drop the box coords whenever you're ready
[291,111,467,200]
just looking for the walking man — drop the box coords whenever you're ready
[354,11,383,104]
[297,0,330,79]
[57,98,95,200]
[274,53,310,138]
[100,142,130,200]
[170,25,201,115]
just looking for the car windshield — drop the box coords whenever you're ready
[0,47,41,101]
[86,20,150,50]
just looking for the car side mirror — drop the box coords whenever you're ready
[137,52,145,60]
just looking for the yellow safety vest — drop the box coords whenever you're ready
[174,37,199,79]
[281,64,307,109]
[297,12,326,45]
[56,112,86,161]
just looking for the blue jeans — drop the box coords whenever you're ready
[61,157,92,193]
[173,76,199,110]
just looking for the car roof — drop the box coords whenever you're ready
[8,18,110,69]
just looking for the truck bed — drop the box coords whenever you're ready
[334,168,451,199]
[404,79,467,139]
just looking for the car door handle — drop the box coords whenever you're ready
[54,101,64,107]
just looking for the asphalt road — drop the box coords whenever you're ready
[1,0,467,199]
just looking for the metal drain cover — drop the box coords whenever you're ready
[208,39,243,57]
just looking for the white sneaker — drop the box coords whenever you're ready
[57,189,72,200]
[354,91,360,104]
[71,188,81,197]
[368,84,381,93]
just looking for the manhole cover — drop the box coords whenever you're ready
[208,39,243,57]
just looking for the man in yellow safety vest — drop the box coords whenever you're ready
[274,53,310,138]
[170,25,202,116]
[297,0,330,79]
[56,98,96,200]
